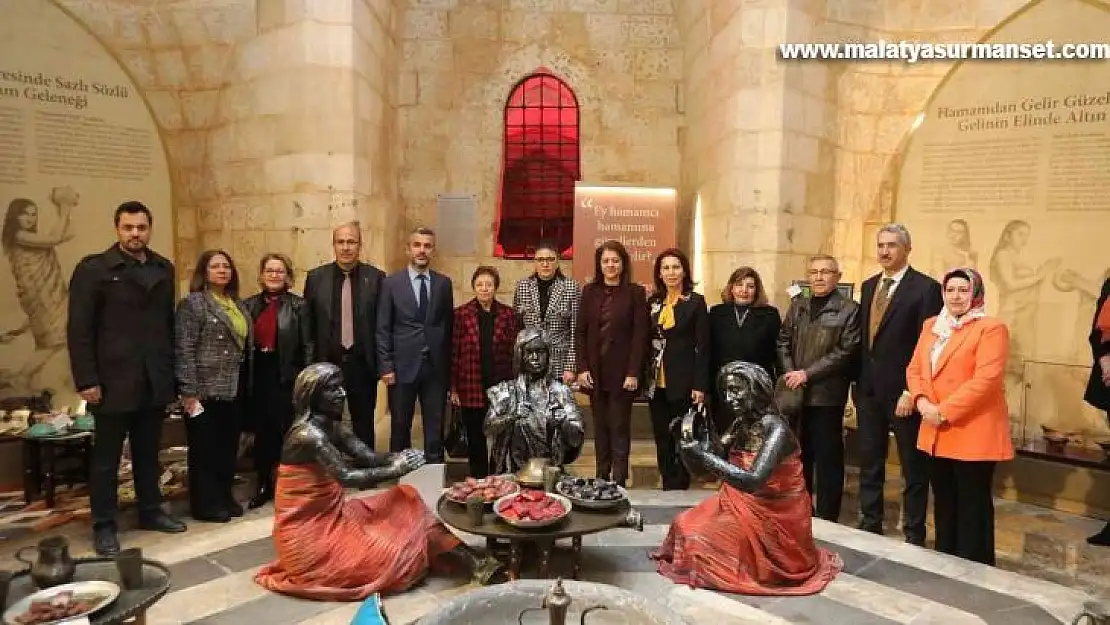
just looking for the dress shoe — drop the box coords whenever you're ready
[905,535,925,547]
[1088,522,1110,546]
[248,488,273,510]
[93,526,121,556]
[227,499,244,518]
[193,511,231,523]
[138,512,187,533]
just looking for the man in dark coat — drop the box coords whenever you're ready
[67,201,186,555]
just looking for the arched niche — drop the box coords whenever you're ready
[0,0,173,408]
[892,0,1110,438]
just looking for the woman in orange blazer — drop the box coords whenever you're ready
[906,267,1013,566]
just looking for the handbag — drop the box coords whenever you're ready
[444,404,470,459]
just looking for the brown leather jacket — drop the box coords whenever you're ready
[776,290,861,407]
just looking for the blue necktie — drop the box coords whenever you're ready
[417,274,428,322]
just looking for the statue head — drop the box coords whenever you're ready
[513,327,551,377]
[716,361,775,421]
[293,362,347,421]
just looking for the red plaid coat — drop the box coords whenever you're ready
[450,299,520,408]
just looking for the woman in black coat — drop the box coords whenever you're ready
[1085,277,1110,545]
[645,248,709,490]
[709,267,781,431]
[244,253,312,508]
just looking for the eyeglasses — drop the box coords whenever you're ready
[535,257,558,264]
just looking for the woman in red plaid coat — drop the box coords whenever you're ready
[449,266,521,477]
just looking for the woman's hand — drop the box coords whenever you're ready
[448,391,461,406]
[181,396,200,416]
[622,376,638,392]
[577,371,594,390]
[389,449,426,476]
[691,390,705,405]
[561,371,577,385]
[1100,355,1110,386]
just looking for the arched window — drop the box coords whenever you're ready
[494,69,580,259]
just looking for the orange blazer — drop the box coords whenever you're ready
[906,315,1014,462]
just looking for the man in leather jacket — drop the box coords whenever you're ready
[776,255,861,521]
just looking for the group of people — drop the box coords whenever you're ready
[64,198,1109,597]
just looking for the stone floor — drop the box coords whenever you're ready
[0,481,1097,625]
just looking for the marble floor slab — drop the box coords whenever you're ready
[0,488,1092,625]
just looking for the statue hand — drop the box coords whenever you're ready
[390,449,426,475]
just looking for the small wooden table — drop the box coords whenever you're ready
[22,431,94,507]
[436,495,642,581]
[4,557,171,624]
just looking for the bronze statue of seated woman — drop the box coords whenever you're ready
[651,360,842,595]
[254,362,503,601]
[485,328,585,477]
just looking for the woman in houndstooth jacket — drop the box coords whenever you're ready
[512,240,582,385]
[175,249,253,523]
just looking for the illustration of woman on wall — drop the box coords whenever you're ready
[932,219,978,279]
[988,220,1060,403]
[0,187,77,395]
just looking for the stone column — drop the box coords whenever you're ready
[681,1,835,309]
[193,0,402,286]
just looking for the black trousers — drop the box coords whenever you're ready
[89,407,165,530]
[337,352,377,450]
[799,404,845,521]
[389,359,448,462]
[185,399,241,517]
[459,405,489,478]
[930,456,997,565]
[591,388,635,486]
[251,352,293,489]
[649,394,691,490]
[855,392,929,540]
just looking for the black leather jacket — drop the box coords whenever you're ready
[776,290,861,407]
[244,291,313,386]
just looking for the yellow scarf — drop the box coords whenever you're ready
[212,292,248,344]
[655,292,680,387]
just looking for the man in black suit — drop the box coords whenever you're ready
[303,221,385,449]
[855,223,943,545]
[377,227,454,463]
[67,201,187,555]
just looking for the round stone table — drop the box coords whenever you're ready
[4,557,171,624]
[437,495,643,580]
[414,579,690,625]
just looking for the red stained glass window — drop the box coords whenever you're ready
[494,69,580,259]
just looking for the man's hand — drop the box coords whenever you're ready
[691,390,705,405]
[561,371,576,385]
[181,395,200,416]
[381,372,396,386]
[622,376,638,392]
[784,370,808,389]
[577,371,594,390]
[448,391,461,406]
[78,386,102,404]
[895,393,914,417]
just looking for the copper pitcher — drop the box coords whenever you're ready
[15,535,76,589]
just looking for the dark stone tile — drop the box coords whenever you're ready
[637,505,689,525]
[207,537,275,572]
[814,540,880,575]
[980,604,1070,625]
[168,556,226,592]
[723,591,901,624]
[852,559,1024,614]
[185,593,340,625]
[1021,533,1068,571]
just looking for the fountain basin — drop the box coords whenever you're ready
[413,580,690,625]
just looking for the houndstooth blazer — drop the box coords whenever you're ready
[512,272,582,377]
[174,291,253,401]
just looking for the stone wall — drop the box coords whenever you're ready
[396,0,683,295]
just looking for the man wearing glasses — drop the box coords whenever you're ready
[777,254,861,522]
[511,241,582,386]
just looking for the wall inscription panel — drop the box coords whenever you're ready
[0,0,173,409]
[894,0,1110,439]
[571,185,677,289]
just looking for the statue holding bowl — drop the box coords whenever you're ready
[651,361,842,595]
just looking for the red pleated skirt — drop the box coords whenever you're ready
[254,463,460,601]
[651,450,842,595]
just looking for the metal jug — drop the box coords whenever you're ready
[518,579,610,625]
[1074,600,1110,625]
[15,535,76,589]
